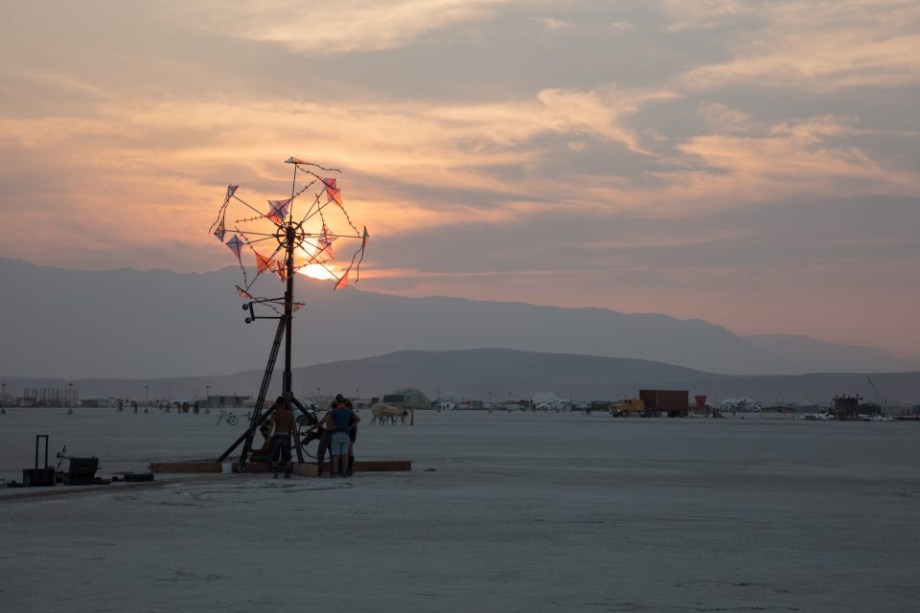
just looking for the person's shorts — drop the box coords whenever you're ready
[331,432,350,456]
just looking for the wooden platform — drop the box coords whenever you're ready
[149,460,411,476]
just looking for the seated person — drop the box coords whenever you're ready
[249,425,273,463]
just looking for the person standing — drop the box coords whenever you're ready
[315,414,332,477]
[320,394,358,477]
[346,398,360,476]
[270,396,296,478]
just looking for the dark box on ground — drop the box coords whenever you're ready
[123,472,154,482]
[22,468,56,487]
[63,457,99,486]
[63,473,96,486]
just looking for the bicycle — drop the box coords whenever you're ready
[216,409,239,426]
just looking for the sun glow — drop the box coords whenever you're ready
[297,263,337,281]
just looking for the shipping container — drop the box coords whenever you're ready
[639,389,689,417]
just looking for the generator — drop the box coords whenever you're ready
[63,456,99,486]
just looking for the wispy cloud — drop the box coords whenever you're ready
[675,1,920,91]
[532,16,571,31]
[168,0,514,54]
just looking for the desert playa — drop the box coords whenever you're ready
[2,408,919,612]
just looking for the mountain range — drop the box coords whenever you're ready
[1,257,918,403]
[3,348,919,407]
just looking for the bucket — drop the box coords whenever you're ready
[221,462,232,475]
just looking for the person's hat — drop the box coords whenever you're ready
[335,393,345,402]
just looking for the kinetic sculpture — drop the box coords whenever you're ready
[210,157,368,471]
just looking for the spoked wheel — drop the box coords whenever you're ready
[298,427,324,460]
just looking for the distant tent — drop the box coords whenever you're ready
[384,387,431,410]
[532,392,562,405]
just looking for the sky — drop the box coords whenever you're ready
[1,1,918,360]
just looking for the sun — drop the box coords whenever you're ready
[294,242,339,281]
[297,263,337,281]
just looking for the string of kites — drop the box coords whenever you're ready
[208,159,369,310]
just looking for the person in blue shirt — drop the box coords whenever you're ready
[319,394,359,477]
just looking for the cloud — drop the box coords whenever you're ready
[532,17,571,31]
[168,0,514,54]
[654,114,918,212]
[688,115,887,181]
[661,0,753,31]
[674,1,920,92]
[696,101,756,134]
[0,64,106,103]
[0,80,668,270]
[608,21,636,32]
[4,84,914,271]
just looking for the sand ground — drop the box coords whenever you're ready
[1,408,918,612]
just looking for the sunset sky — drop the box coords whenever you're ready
[1,1,918,360]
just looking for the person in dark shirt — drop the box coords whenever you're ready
[315,415,332,477]
[346,399,359,476]
[319,394,359,477]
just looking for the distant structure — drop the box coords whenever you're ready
[22,387,78,407]
[383,387,431,411]
[205,394,250,408]
[832,394,881,420]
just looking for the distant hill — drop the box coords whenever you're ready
[3,348,919,405]
[1,257,917,379]
[742,334,913,373]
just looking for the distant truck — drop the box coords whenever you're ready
[612,398,645,417]
[639,389,690,417]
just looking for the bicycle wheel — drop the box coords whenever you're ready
[299,428,323,460]
[228,414,238,426]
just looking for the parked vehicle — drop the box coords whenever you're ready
[639,389,690,417]
[612,398,645,417]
